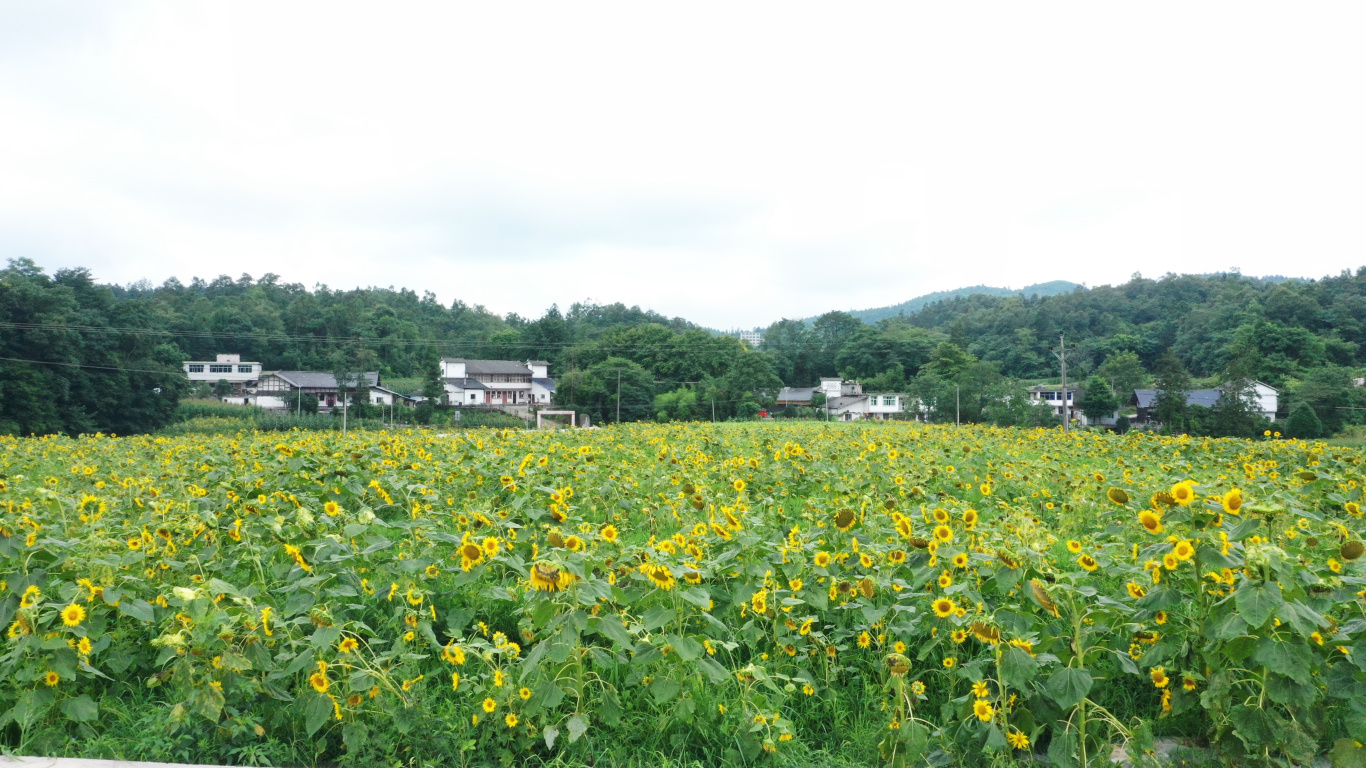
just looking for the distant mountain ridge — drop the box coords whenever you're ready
[826,281,1082,325]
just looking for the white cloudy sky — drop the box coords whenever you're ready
[2,3,1364,328]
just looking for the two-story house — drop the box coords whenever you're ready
[440,359,555,415]
[184,354,261,392]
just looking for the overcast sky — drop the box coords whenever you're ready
[2,3,1364,329]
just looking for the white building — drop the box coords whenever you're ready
[776,377,906,421]
[440,359,555,413]
[737,330,764,347]
[184,354,261,389]
[1027,385,1081,423]
[253,371,381,411]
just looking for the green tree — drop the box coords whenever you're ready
[654,387,699,421]
[1152,350,1192,431]
[1096,351,1146,404]
[1285,401,1323,439]
[421,354,446,405]
[211,379,234,398]
[555,357,653,424]
[921,342,977,381]
[1079,375,1118,422]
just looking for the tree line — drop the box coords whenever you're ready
[3,259,1363,435]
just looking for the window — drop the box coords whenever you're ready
[238,365,253,373]
[209,365,232,373]
[187,364,204,373]
[884,396,897,407]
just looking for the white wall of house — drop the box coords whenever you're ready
[1249,382,1278,420]
[186,354,261,384]
[531,380,554,403]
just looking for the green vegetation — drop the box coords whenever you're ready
[5,259,1365,438]
[2,422,1363,767]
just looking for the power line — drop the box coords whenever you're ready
[0,356,182,376]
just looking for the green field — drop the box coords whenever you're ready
[1,423,1363,767]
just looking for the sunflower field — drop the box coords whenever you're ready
[2,423,1365,767]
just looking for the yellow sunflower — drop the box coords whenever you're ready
[972,699,993,721]
[60,603,86,627]
[1221,489,1243,515]
[1138,510,1164,534]
[1170,481,1195,506]
[931,598,954,618]
[1150,666,1169,688]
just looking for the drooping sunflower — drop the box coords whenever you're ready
[1126,582,1147,599]
[1342,540,1364,562]
[338,637,359,654]
[1138,510,1164,534]
[1107,487,1130,506]
[1029,581,1058,618]
[1347,502,1362,517]
[834,509,856,532]
[642,563,676,591]
[971,622,1002,645]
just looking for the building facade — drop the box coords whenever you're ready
[254,371,381,411]
[184,354,261,390]
[440,359,556,415]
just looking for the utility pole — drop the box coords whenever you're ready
[956,385,960,426]
[616,369,621,424]
[342,377,348,436]
[711,397,716,422]
[1058,333,1068,433]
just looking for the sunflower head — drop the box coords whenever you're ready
[834,509,856,532]
[1170,482,1195,506]
[931,598,955,618]
[60,603,86,627]
[884,653,911,677]
[1107,487,1130,505]
[1342,540,1364,562]
[1138,510,1164,534]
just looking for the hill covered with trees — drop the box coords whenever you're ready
[766,269,1366,436]
[3,258,1364,437]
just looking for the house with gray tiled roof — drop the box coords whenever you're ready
[439,358,555,413]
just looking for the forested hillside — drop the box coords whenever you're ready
[765,269,1366,436]
[3,258,1365,436]
[835,280,1079,325]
